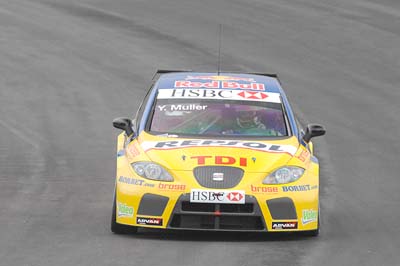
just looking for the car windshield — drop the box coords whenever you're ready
[149,98,289,137]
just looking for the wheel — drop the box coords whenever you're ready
[111,189,138,234]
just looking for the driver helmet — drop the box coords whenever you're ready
[235,105,262,128]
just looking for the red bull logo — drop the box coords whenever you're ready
[186,75,256,82]
[174,81,265,91]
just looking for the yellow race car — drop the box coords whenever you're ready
[111,71,325,236]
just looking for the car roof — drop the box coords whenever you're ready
[136,71,299,138]
[154,72,284,94]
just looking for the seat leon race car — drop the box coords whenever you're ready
[111,71,325,236]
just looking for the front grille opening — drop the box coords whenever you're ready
[181,202,254,213]
[181,202,215,212]
[170,215,214,229]
[169,194,265,231]
[220,216,264,230]
[170,214,264,230]
[220,203,253,213]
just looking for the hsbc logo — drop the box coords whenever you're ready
[226,192,244,202]
[190,189,245,204]
[237,91,268,100]
[157,89,281,103]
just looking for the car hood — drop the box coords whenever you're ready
[136,133,300,172]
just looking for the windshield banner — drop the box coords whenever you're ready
[141,139,297,155]
[157,89,281,103]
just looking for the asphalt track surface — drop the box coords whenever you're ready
[1,0,400,265]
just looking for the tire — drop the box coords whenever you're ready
[111,189,138,234]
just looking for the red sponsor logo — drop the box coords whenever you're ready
[226,192,244,202]
[190,156,247,167]
[297,149,310,162]
[237,91,268,100]
[174,81,265,91]
[175,81,219,88]
[186,75,256,82]
[250,185,279,193]
[127,144,140,157]
[222,82,265,91]
[158,183,186,191]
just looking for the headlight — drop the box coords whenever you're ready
[263,166,305,184]
[131,162,173,181]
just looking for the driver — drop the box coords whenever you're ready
[220,105,280,136]
[236,109,266,130]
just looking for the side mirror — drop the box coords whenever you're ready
[113,117,134,137]
[303,124,326,143]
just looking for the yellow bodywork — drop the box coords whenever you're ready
[115,131,319,232]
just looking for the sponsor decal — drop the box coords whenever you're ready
[118,176,155,187]
[117,202,134,217]
[175,80,218,88]
[282,185,313,192]
[220,81,265,91]
[190,155,248,167]
[297,149,310,162]
[157,104,208,112]
[136,217,163,226]
[174,81,265,91]
[158,183,186,191]
[302,209,318,225]
[141,140,297,156]
[237,91,268,99]
[126,144,140,157]
[157,89,281,103]
[250,185,279,193]
[185,75,256,82]
[226,192,244,202]
[272,221,298,230]
[190,189,245,204]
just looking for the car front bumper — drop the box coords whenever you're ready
[115,184,319,232]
